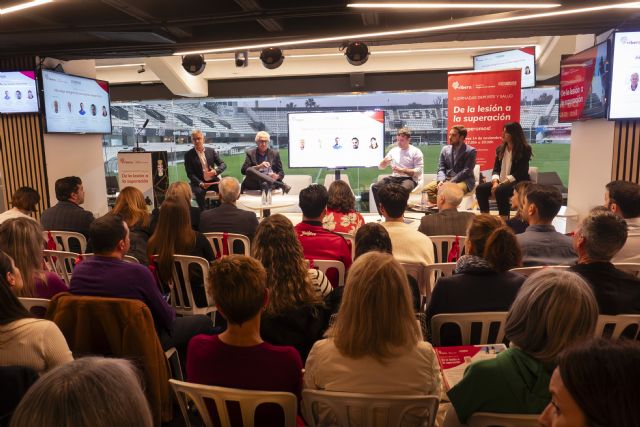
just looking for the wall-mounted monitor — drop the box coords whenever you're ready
[41,69,112,134]
[288,111,385,168]
[0,71,39,114]
[608,31,640,120]
[558,41,609,123]
[473,47,536,88]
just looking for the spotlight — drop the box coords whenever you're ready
[235,50,249,68]
[182,54,206,75]
[343,41,369,66]
[260,47,284,69]
[137,65,146,74]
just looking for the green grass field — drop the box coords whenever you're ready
[169,143,570,191]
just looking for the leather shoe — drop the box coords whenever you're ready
[282,183,292,194]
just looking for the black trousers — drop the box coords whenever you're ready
[243,167,284,191]
[191,181,219,211]
[159,315,216,355]
[371,176,417,211]
[476,181,516,216]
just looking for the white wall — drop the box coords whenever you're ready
[43,59,109,217]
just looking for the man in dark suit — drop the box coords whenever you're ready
[184,129,227,210]
[240,131,290,193]
[424,125,477,204]
[419,182,475,237]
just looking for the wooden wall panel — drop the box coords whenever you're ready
[612,121,640,184]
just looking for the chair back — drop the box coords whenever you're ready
[430,235,466,263]
[336,232,356,260]
[509,265,569,276]
[401,262,430,300]
[43,249,78,286]
[203,232,251,257]
[613,262,640,278]
[19,297,51,318]
[312,259,346,287]
[468,412,540,427]
[282,174,312,195]
[425,262,456,294]
[170,379,297,427]
[169,255,216,316]
[303,389,439,427]
[46,230,87,253]
[82,253,140,264]
[594,314,640,340]
[431,312,509,346]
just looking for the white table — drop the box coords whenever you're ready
[238,194,299,217]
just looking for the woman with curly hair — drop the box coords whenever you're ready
[322,180,364,235]
[112,186,151,263]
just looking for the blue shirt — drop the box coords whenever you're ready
[516,224,577,266]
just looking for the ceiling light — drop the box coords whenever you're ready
[347,2,561,9]
[0,0,52,15]
[175,2,640,56]
[95,63,146,69]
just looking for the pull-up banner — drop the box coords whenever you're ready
[448,69,521,171]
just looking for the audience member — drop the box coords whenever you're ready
[0,218,67,299]
[322,179,364,235]
[418,182,474,237]
[187,256,302,427]
[111,186,152,264]
[294,184,352,287]
[517,184,577,266]
[426,214,525,345]
[151,181,201,231]
[570,208,640,314]
[147,197,214,307]
[606,180,640,263]
[70,214,214,354]
[10,357,152,427]
[378,183,434,266]
[0,187,39,224]
[40,176,95,252]
[505,181,531,234]
[0,251,72,374]
[184,129,226,211]
[447,270,598,424]
[539,338,640,427]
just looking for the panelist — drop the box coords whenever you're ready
[185,129,227,210]
[241,131,290,193]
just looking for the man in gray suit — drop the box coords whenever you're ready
[419,182,475,237]
[240,131,290,193]
[424,125,477,204]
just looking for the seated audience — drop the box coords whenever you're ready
[10,357,152,427]
[0,187,39,224]
[0,251,72,374]
[447,270,598,424]
[539,338,640,427]
[111,186,151,264]
[606,180,640,263]
[379,183,434,266]
[40,176,95,252]
[254,214,331,361]
[322,180,364,235]
[505,181,531,234]
[570,208,640,314]
[151,181,200,231]
[187,256,302,427]
[418,182,475,237]
[147,197,214,307]
[517,184,577,266]
[70,214,214,354]
[294,184,352,287]
[426,214,525,345]
[0,218,67,299]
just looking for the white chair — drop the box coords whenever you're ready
[459,165,481,211]
[82,253,140,263]
[203,232,251,257]
[401,262,430,300]
[170,379,297,427]
[303,389,439,427]
[45,230,87,253]
[336,232,356,260]
[430,235,466,264]
[167,255,216,317]
[613,262,640,278]
[312,259,346,287]
[509,265,570,276]
[425,262,456,293]
[369,173,431,214]
[283,174,312,195]
[430,312,509,346]
[468,412,541,427]
[43,249,79,286]
[19,297,51,317]
[594,314,640,339]
[323,174,351,190]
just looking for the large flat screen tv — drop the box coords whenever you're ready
[0,71,39,114]
[41,69,112,134]
[558,41,609,123]
[608,31,640,120]
[288,111,385,168]
[473,47,536,88]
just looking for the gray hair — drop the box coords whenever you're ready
[255,131,270,142]
[10,357,153,427]
[219,176,241,204]
[579,208,628,261]
[505,269,598,366]
[438,182,464,207]
[191,129,203,138]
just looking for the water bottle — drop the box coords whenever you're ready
[266,187,272,205]
[261,188,267,205]
[421,189,429,209]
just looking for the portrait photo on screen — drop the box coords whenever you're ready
[0,71,39,114]
[473,47,536,88]
[609,31,640,120]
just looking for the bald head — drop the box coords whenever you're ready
[437,182,464,209]
[219,177,241,204]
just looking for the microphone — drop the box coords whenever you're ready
[142,118,149,129]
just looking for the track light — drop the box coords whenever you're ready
[235,50,249,68]
[343,41,370,66]
[181,54,206,75]
[260,47,285,69]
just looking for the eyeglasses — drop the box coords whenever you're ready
[257,139,269,145]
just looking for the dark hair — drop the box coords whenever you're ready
[467,214,522,272]
[89,214,127,254]
[498,122,532,163]
[354,223,393,259]
[579,209,627,261]
[606,180,640,218]
[0,251,32,325]
[526,184,562,222]
[11,187,40,212]
[327,180,355,213]
[450,125,467,139]
[299,184,328,218]
[54,176,82,202]
[558,338,640,427]
[378,183,409,219]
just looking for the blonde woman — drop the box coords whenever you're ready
[151,181,200,231]
[112,187,151,263]
[506,180,531,234]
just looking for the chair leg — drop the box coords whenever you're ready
[165,347,184,381]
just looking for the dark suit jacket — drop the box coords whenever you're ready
[436,143,477,191]
[184,147,227,187]
[570,262,640,315]
[40,201,95,252]
[491,145,531,182]
[241,147,284,189]
[199,203,259,242]
[418,208,475,237]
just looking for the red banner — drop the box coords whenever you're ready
[447,69,521,171]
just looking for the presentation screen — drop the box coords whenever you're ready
[609,31,640,120]
[288,111,385,168]
[473,47,536,88]
[558,41,609,123]
[41,69,112,134]
[0,71,39,114]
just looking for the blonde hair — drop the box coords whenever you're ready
[112,186,150,228]
[0,218,45,297]
[329,252,420,362]
[166,181,192,206]
[255,131,270,142]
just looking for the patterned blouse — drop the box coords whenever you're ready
[322,208,365,236]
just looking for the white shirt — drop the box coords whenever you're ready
[0,208,36,225]
[492,147,515,183]
[196,149,209,173]
[382,221,435,267]
[612,216,640,264]
[384,145,424,180]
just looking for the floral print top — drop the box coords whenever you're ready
[322,208,365,235]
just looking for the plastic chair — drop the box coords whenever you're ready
[82,253,140,264]
[203,232,251,257]
[19,297,50,317]
[165,255,216,317]
[430,236,466,264]
[509,265,569,276]
[302,389,439,427]
[425,262,456,293]
[468,412,541,427]
[459,165,481,211]
[613,262,640,278]
[43,249,79,286]
[282,174,312,195]
[430,312,509,346]
[170,379,297,427]
[312,259,346,287]
[401,262,430,301]
[594,314,640,339]
[336,232,356,260]
[45,230,87,253]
